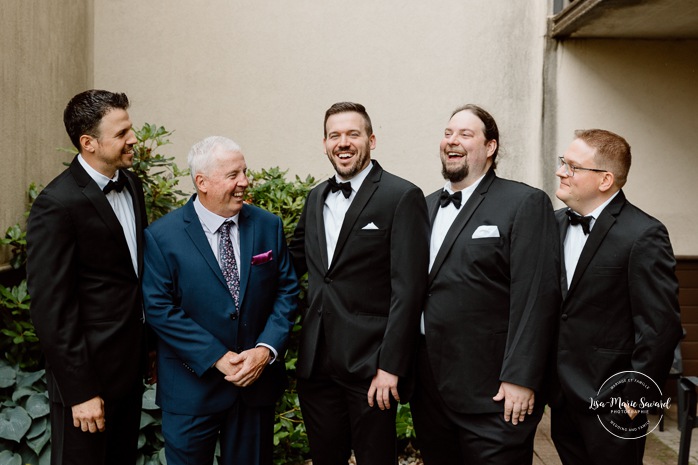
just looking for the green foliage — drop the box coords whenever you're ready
[0,183,39,270]
[0,130,418,463]
[396,403,416,440]
[245,167,316,243]
[130,123,190,223]
[0,281,38,371]
[245,167,316,464]
[0,361,50,465]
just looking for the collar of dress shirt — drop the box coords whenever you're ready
[568,190,620,230]
[334,161,373,196]
[442,172,486,198]
[193,195,240,234]
[77,154,120,190]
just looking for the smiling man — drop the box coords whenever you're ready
[550,129,682,465]
[27,90,147,465]
[410,104,560,465]
[142,136,298,465]
[290,102,429,465]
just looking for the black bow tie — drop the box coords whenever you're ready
[326,177,352,199]
[103,174,128,195]
[566,209,593,235]
[439,190,462,209]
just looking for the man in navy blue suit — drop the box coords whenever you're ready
[142,136,299,465]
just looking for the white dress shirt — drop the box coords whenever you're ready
[323,161,373,265]
[78,155,138,276]
[193,196,277,361]
[563,191,619,289]
[422,175,485,334]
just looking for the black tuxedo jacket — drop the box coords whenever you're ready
[553,191,682,410]
[290,161,429,384]
[27,156,147,406]
[423,169,560,414]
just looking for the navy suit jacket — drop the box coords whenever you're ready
[142,197,298,415]
[423,169,561,414]
[553,191,682,411]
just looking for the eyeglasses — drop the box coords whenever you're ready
[558,157,607,177]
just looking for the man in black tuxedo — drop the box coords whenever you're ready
[26,90,147,465]
[290,102,429,465]
[410,104,560,464]
[550,129,682,465]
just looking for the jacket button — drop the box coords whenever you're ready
[561,313,568,321]
[230,312,238,320]
[324,277,332,283]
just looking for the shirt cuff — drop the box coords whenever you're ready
[255,343,277,364]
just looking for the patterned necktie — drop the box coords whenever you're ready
[219,220,240,308]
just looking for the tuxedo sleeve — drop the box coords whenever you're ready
[499,189,561,390]
[255,217,299,353]
[627,222,682,388]
[27,193,101,406]
[142,229,229,376]
[379,186,429,377]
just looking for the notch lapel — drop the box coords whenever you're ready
[566,192,625,298]
[182,199,228,290]
[557,210,570,298]
[237,205,254,306]
[123,170,146,275]
[70,158,131,260]
[428,171,495,284]
[329,163,381,271]
[314,181,330,272]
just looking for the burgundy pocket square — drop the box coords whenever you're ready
[251,250,273,265]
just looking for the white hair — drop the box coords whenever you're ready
[187,136,242,184]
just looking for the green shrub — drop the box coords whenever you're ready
[0,127,418,465]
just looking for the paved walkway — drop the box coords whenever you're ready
[534,406,698,465]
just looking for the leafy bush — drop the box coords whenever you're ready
[0,127,418,465]
[0,361,50,465]
[246,167,316,464]
[130,123,190,223]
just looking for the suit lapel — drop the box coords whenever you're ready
[70,158,132,259]
[182,198,228,290]
[330,163,381,270]
[428,170,495,284]
[314,182,330,271]
[566,191,625,298]
[123,170,146,275]
[557,210,570,298]
[237,205,254,306]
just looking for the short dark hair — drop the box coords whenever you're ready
[574,128,631,188]
[451,104,500,168]
[63,90,130,150]
[323,102,373,137]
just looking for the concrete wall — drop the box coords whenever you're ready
[0,0,92,268]
[91,0,550,197]
[554,39,698,256]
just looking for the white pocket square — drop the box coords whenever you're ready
[362,222,379,230]
[472,225,500,239]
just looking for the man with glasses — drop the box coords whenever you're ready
[550,129,682,465]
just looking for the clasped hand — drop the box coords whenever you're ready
[215,347,270,387]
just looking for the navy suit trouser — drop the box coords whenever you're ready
[162,398,274,465]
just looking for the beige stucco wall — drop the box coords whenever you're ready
[0,0,92,267]
[91,0,550,198]
[554,39,698,256]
